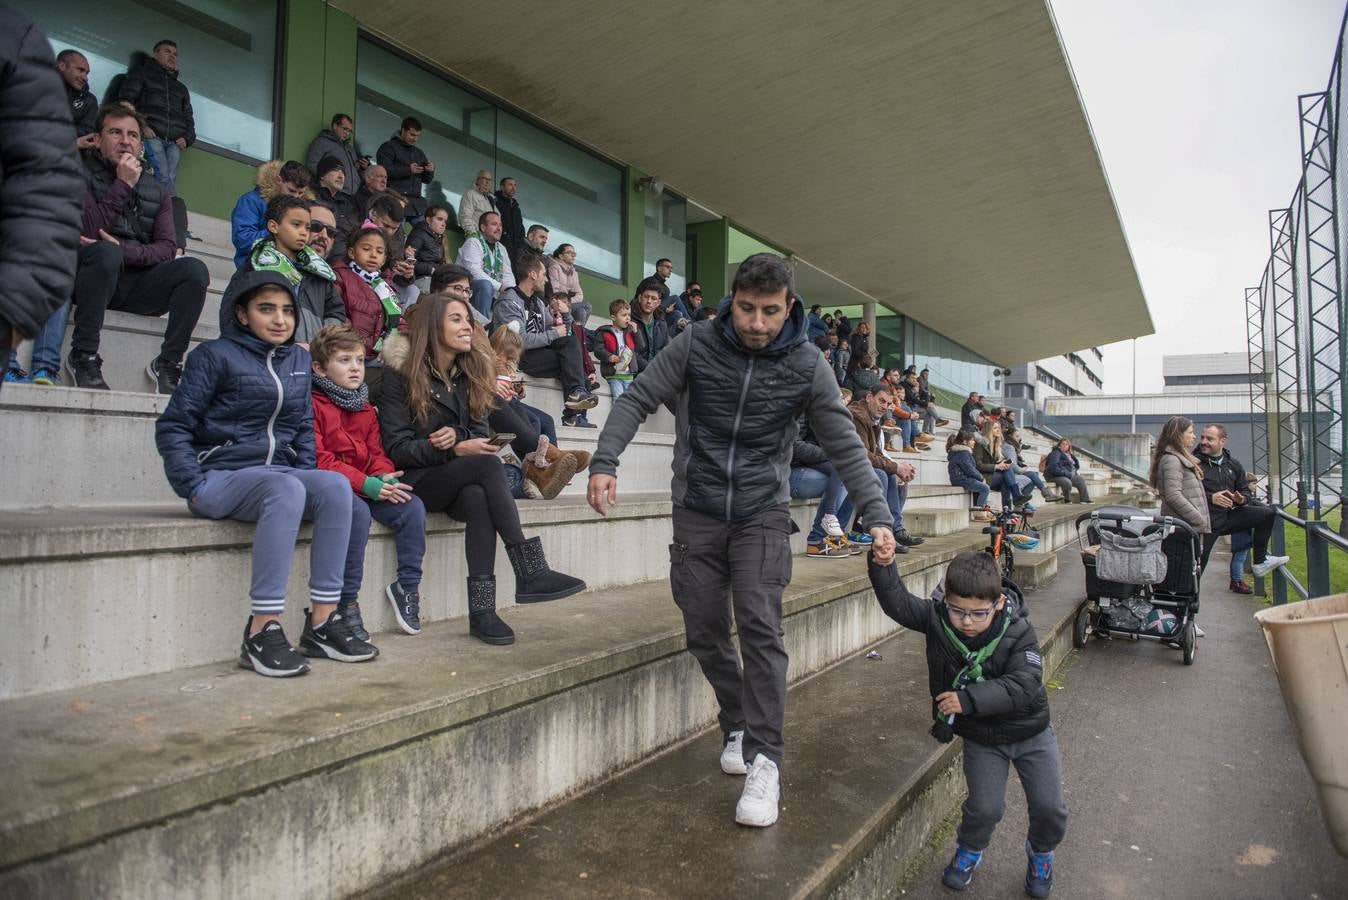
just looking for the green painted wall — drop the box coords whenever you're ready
[174,150,253,221]
[727,224,788,262]
[688,220,728,300]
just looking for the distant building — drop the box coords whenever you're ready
[1003,347,1106,405]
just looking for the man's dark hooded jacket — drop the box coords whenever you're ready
[118,57,195,145]
[375,133,431,217]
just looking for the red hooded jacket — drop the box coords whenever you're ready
[311,389,396,493]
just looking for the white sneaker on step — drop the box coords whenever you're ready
[821,514,846,538]
[720,730,747,775]
[735,755,780,827]
[1251,555,1290,578]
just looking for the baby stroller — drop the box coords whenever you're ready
[1071,505,1203,665]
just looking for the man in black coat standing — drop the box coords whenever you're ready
[56,49,98,142]
[118,39,194,192]
[376,116,434,220]
[494,176,524,257]
[0,10,83,385]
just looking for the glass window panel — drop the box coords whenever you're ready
[644,191,686,294]
[21,0,278,160]
[905,320,1001,398]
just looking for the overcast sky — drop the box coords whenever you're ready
[1050,0,1346,393]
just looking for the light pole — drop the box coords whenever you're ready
[1130,338,1137,435]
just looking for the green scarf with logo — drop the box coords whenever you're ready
[250,240,336,285]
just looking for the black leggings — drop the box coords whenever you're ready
[411,455,526,577]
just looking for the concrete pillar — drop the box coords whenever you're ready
[863,302,877,348]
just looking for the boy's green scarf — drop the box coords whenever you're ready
[250,240,336,285]
[940,612,1011,688]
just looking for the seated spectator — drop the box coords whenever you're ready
[882,366,928,454]
[457,170,496,234]
[118,40,193,191]
[155,272,377,677]
[960,391,984,431]
[494,177,525,255]
[522,223,549,256]
[70,105,208,393]
[544,243,588,324]
[313,155,361,258]
[334,227,401,367]
[396,203,449,308]
[636,257,673,303]
[631,285,669,365]
[57,49,98,140]
[309,324,427,638]
[947,429,994,520]
[223,195,343,347]
[457,211,516,319]
[1044,437,1091,504]
[594,299,642,401]
[355,164,388,215]
[547,290,599,427]
[305,203,340,268]
[1196,423,1286,576]
[806,304,828,341]
[847,385,923,547]
[845,354,880,394]
[789,414,856,559]
[684,283,711,323]
[902,367,945,434]
[365,193,409,261]
[976,419,1033,510]
[376,117,434,220]
[1003,426,1057,502]
[378,292,587,645]
[231,159,311,267]
[491,254,597,413]
[306,113,363,197]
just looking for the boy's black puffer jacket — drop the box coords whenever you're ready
[868,557,1051,746]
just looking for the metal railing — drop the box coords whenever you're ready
[1258,508,1348,603]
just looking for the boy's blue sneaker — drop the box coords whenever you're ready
[1025,842,1054,897]
[30,367,58,386]
[846,531,873,546]
[941,845,982,891]
[3,367,30,384]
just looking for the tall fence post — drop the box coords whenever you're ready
[1271,515,1289,605]
[1305,520,1332,597]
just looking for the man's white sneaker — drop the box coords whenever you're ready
[735,755,780,827]
[821,514,846,538]
[720,730,747,775]
[1251,555,1291,578]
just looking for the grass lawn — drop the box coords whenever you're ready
[1276,508,1348,596]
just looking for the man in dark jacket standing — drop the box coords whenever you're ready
[588,253,897,829]
[493,176,524,257]
[70,105,208,393]
[56,49,98,141]
[1197,423,1286,577]
[306,113,364,196]
[635,257,673,303]
[0,10,83,383]
[376,116,434,220]
[118,39,194,192]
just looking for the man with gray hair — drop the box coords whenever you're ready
[457,169,497,234]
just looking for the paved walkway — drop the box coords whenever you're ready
[901,548,1348,899]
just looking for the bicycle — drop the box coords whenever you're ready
[981,505,1040,579]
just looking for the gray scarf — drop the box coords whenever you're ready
[313,373,369,412]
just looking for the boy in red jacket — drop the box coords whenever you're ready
[311,325,428,638]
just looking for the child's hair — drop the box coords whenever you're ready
[265,194,310,226]
[310,324,366,366]
[490,324,523,366]
[424,204,449,221]
[944,551,1002,602]
[368,193,405,224]
[234,282,290,310]
[347,226,388,258]
[946,427,975,452]
[278,160,311,190]
[608,298,630,316]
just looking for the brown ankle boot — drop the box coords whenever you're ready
[524,453,579,500]
[545,442,590,473]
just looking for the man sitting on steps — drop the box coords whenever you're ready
[69,105,208,394]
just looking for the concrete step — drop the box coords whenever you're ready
[904,484,979,510]
[184,210,234,254]
[1012,550,1060,587]
[0,497,1103,898]
[386,567,1084,900]
[0,383,676,512]
[0,492,832,699]
[902,505,970,537]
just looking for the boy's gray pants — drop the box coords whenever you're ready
[669,502,793,771]
[958,724,1068,854]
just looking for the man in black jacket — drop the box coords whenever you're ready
[869,550,1065,896]
[118,39,194,192]
[376,116,434,220]
[1197,423,1287,577]
[494,177,525,257]
[588,253,897,829]
[313,155,361,258]
[56,49,97,142]
[0,10,83,385]
[635,257,673,302]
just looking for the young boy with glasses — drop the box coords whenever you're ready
[868,550,1066,898]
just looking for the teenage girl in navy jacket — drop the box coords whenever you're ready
[156,271,376,677]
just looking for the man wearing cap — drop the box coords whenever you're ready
[313,155,360,259]
[588,253,897,830]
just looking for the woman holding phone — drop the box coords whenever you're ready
[379,292,586,646]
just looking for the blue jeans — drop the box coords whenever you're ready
[607,377,632,401]
[503,462,525,499]
[1019,467,1049,496]
[342,493,427,601]
[838,466,903,533]
[144,138,182,191]
[515,399,556,444]
[789,463,848,544]
[952,476,991,508]
[470,278,497,318]
[989,470,1032,508]
[188,466,353,616]
[7,301,69,374]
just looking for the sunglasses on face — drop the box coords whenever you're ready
[309,221,338,237]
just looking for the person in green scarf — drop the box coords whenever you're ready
[220,195,345,347]
[869,550,1066,898]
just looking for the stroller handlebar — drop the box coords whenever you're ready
[1074,510,1201,539]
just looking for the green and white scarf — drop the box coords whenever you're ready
[477,235,503,281]
[250,240,336,285]
[347,261,402,352]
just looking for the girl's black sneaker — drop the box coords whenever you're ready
[239,619,310,677]
[300,609,379,662]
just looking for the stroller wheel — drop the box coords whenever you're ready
[1072,602,1091,649]
[1181,620,1197,666]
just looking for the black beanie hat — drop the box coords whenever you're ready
[316,155,344,178]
